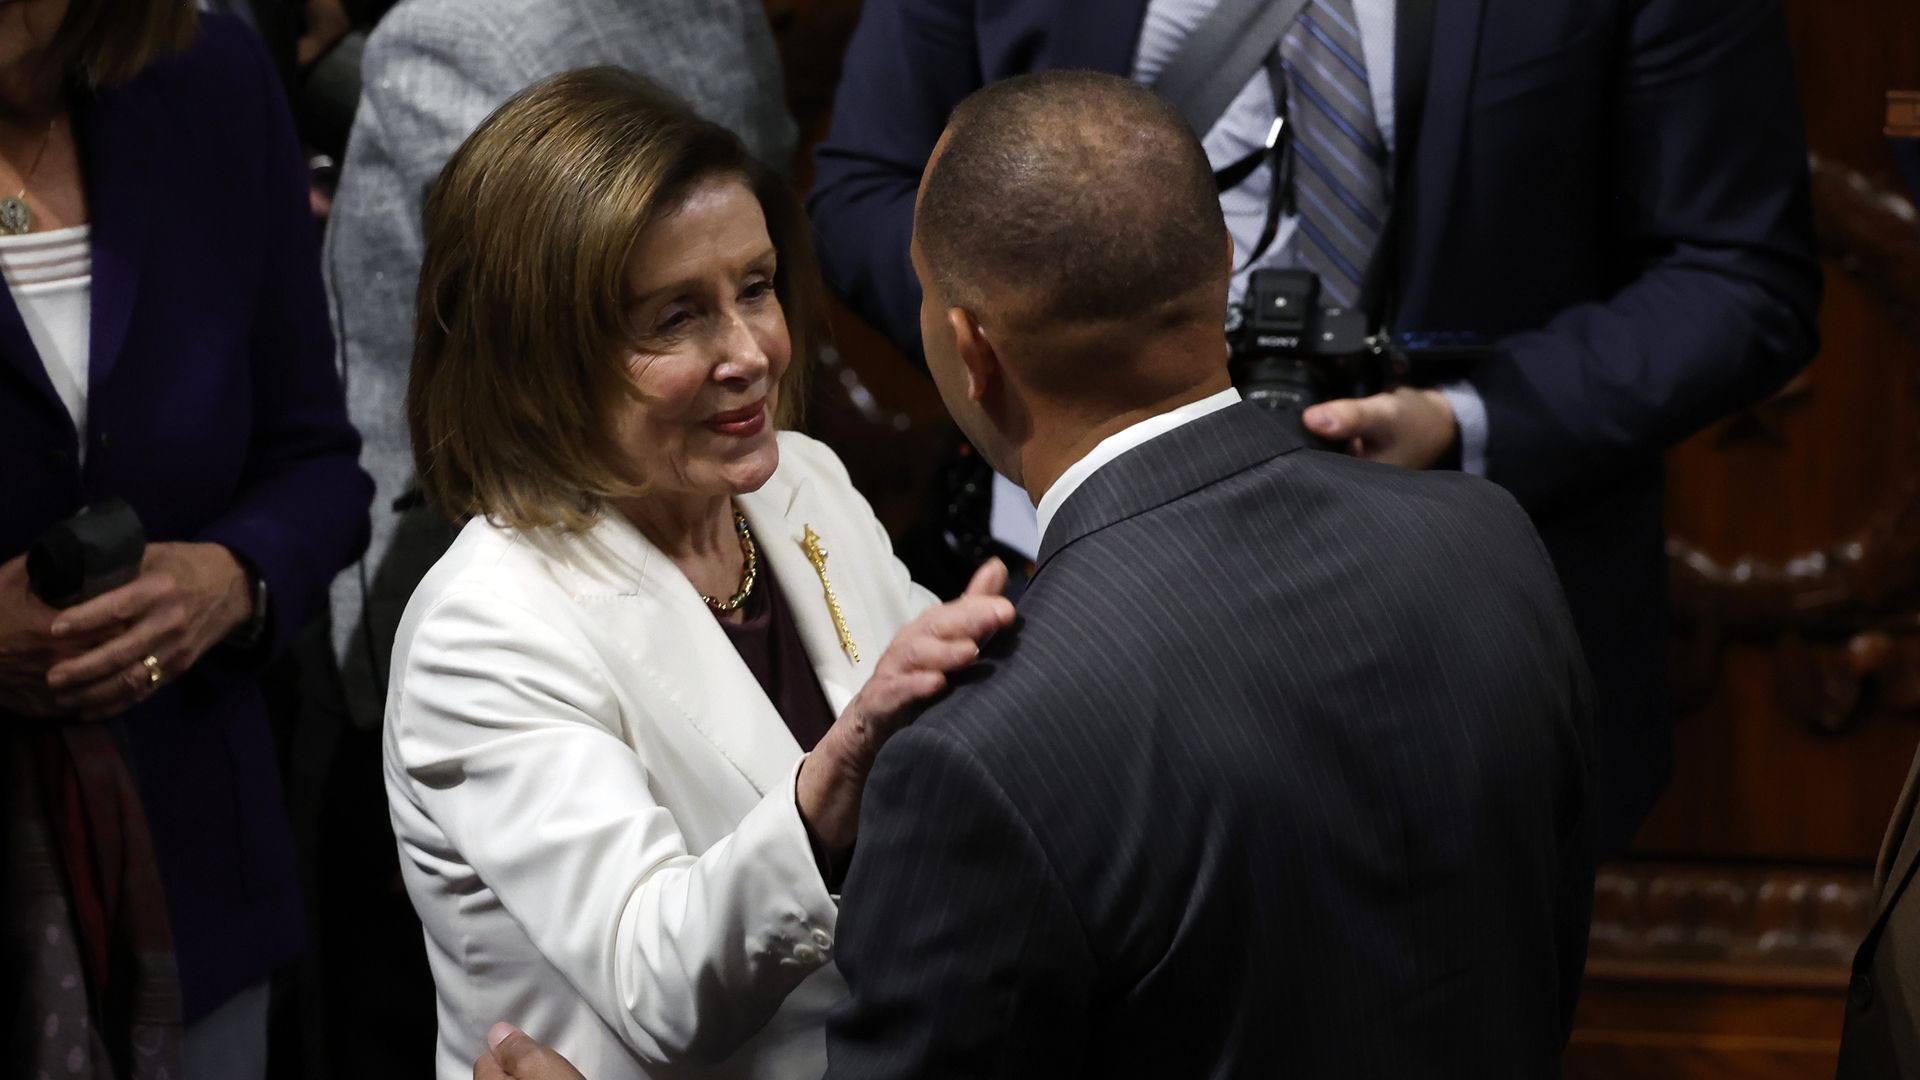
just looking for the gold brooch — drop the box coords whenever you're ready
[802,525,860,663]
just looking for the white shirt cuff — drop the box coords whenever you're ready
[1439,381,1489,476]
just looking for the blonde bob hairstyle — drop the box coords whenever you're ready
[409,66,825,531]
[56,0,198,86]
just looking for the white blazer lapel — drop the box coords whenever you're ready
[741,471,870,717]
[563,514,803,798]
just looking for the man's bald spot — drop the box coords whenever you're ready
[915,70,1229,333]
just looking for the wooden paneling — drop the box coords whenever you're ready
[1646,153,1920,863]
[1569,983,1846,1080]
[1892,93,1920,138]
[1588,863,1874,979]
[1574,0,1920,1073]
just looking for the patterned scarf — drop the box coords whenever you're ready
[6,725,183,1078]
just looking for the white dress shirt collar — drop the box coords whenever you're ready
[1033,387,1242,546]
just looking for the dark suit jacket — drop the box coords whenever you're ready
[807,0,1821,856]
[1839,750,1920,1078]
[0,17,373,1020]
[825,404,1595,1078]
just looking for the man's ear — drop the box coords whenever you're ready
[946,306,1000,406]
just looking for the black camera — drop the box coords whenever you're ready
[1226,269,1397,444]
[1227,269,1494,446]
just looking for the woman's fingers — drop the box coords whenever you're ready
[887,604,1000,677]
[863,669,946,720]
[843,556,1021,744]
[51,656,160,719]
[49,573,163,639]
[897,632,978,676]
[484,1023,587,1080]
[877,559,1017,681]
[46,607,173,690]
[957,591,1017,637]
[962,557,1009,599]
[911,593,1015,648]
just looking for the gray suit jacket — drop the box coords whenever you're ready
[322,0,796,723]
[826,404,1597,1078]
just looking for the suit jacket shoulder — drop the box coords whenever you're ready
[835,410,1594,1077]
[924,442,1569,772]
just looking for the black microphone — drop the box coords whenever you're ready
[27,499,147,608]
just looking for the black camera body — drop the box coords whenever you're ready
[1226,269,1397,444]
[1227,269,1494,445]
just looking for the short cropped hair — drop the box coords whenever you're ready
[56,0,198,86]
[410,66,824,531]
[916,70,1226,323]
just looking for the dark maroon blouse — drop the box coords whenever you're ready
[714,563,837,751]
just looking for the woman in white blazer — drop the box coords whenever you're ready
[385,69,1014,1080]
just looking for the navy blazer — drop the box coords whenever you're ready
[0,18,373,1020]
[809,0,1822,855]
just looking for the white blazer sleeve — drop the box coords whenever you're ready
[389,587,838,1067]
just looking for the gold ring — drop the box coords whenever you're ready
[141,655,163,685]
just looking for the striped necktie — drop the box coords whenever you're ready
[1278,0,1389,309]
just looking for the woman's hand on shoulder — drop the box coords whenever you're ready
[797,558,1015,858]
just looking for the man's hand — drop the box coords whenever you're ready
[1303,387,1459,469]
[0,554,103,717]
[43,542,255,721]
[798,558,1015,858]
[474,1024,586,1080]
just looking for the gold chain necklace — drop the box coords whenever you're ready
[0,117,56,236]
[701,510,758,612]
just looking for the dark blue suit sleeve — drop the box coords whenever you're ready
[1471,0,1820,506]
[197,21,374,656]
[807,0,984,365]
[825,723,1095,1079]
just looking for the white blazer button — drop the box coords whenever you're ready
[811,929,833,950]
[793,944,821,965]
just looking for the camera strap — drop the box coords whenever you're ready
[1237,58,1292,271]
[1151,0,1312,270]
[1153,0,1312,140]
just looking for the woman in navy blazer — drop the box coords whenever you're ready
[0,0,371,1071]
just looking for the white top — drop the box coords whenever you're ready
[1034,387,1244,545]
[1132,0,1397,306]
[0,224,92,454]
[386,432,938,1080]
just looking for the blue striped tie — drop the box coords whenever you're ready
[1279,0,1388,309]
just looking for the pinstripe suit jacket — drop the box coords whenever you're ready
[825,404,1596,1078]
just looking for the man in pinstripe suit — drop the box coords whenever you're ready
[822,71,1597,1077]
